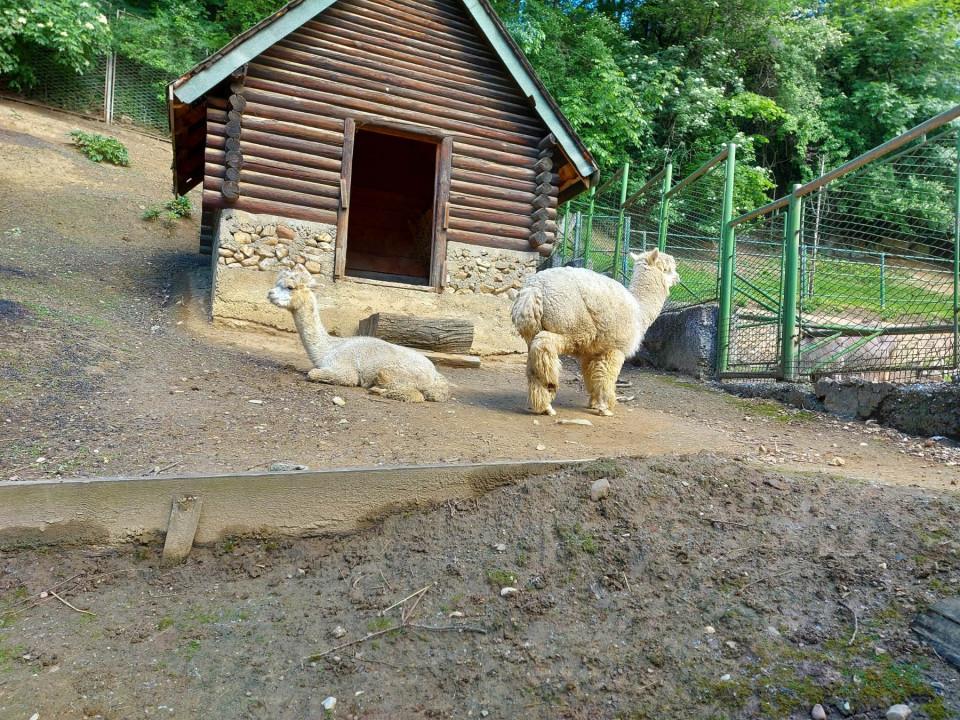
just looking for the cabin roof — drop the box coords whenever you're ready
[168,0,598,185]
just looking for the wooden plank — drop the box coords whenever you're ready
[432,136,453,289]
[448,216,530,241]
[205,176,339,211]
[446,228,531,252]
[335,117,355,279]
[358,313,474,353]
[423,351,481,369]
[202,190,338,226]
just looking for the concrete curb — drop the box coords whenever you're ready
[0,459,590,549]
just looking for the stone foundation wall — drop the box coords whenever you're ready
[445,242,539,300]
[209,213,534,354]
[216,209,336,278]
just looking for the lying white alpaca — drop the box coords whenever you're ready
[268,266,450,402]
[511,249,679,416]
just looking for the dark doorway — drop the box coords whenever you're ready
[345,129,438,285]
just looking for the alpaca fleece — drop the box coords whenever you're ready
[511,250,679,416]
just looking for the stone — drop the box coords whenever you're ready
[811,704,827,720]
[218,248,233,257]
[304,261,323,274]
[240,244,257,258]
[258,258,279,271]
[269,462,308,472]
[255,244,276,258]
[719,674,731,682]
[260,224,276,237]
[704,625,716,635]
[886,706,910,720]
[556,418,593,426]
[322,697,336,712]
[276,245,288,259]
[277,225,295,239]
[330,625,346,639]
[240,257,259,267]
[828,456,846,467]
[590,478,611,501]
[161,495,202,566]
[332,396,346,407]
[500,587,519,598]
[234,231,252,244]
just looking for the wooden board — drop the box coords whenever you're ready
[422,351,481,369]
[359,312,474,353]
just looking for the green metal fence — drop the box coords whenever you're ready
[553,104,960,383]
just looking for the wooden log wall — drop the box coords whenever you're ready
[201,0,560,255]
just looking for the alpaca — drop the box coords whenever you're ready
[267,266,450,402]
[511,249,679,416]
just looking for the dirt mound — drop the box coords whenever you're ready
[1,454,957,719]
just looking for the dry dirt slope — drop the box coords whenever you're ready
[0,455,959,719]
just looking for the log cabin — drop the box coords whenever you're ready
[167,0,598,354]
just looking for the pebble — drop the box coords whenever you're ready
[332,396,346,407]
[321,697,337,711]
[556,418,593,426]
[248,399,264,405]
[330,625,346,639]
[811,704,827,720]
[828,456,846,467]
[704,626,716,635]
[590,478,611,501]
[719,674,731,681]
[448,611,465,618]
[500,587,519,598]
[536,444,546,451]
[269,462,308,472]
[494,543,507,552]
[886,705,911,720]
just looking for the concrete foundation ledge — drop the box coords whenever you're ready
[0,460,589,549]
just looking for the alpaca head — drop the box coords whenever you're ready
[267,265,316,311]
[629,249,680,289]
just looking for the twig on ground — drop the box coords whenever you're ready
[839,601,859,646]
[734,569,792,595]
[49,590,95,616]
[622,571,632,593]
[380,583,432,616]
[407,623,487,634]
[307,626,400,660]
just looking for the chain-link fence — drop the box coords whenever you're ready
[552,105,960,384]
[0,49,171,135]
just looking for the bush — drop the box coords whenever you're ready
[68,130,129,166]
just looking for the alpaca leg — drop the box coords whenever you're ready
[377,384,426,403]
[587,349,625,416]
[370,367,426,402]
[581,356,602,410]
[306,366,360,386]
[527,331,565,415]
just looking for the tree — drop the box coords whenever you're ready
[0,0,111,88]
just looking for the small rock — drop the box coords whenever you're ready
[248,399,264,405]
[321,697,336,711]
[493,543,507,552]
[811,704,827,720]
[590,478,611,502]
[448,611,464,618]
[330,625,346,639]
[555,418,593,426]
[500,586,519,598]
[839,700,852,716]
[269,462,308,472]
[29,714,39,720]
[535,443,546,451]
[704,625,716,635]
[277,225,295,239]
[764,626,781,638]
[332,396,346,407]
[886,705,911,720]
[719,674,731,682]
[828,456,846,467]
[725,640,738,650]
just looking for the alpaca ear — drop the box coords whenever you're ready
[629,251,642,263]
[646,248,660,265]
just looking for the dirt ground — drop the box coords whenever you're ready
[2,455,960,719]
[1,100,960,718]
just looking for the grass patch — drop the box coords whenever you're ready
[580,458,626,481]
[486,569,517,588]
[69,130,129,166]
[728,396,814,423]
[557,524,599,556]
[156,617,174,632]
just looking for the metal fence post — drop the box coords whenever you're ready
[584,186,596,268]
[953,129,960,372]
[103,52,116,124]
[621,215,631,283]
[780,184,803,382]
[879,252,886,310]
[612,162,630,282]
[716,143,737,375]
[657,160,673,252]
[573,211,582,262]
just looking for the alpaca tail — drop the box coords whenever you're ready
[371,384,426,402]
[422,372,451,402]
[511,282,543,345]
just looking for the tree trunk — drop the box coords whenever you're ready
[358,313,475,353]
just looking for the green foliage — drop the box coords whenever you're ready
[69,129,130,166]
[0,0,112,88]
[142,195,192,225]
[113,2,226,76]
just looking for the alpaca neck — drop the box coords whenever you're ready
[628,264,671,317]
[291,293,331,366]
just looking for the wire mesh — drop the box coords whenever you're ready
[726,214,787,376]
[0,50,106,119]
[797,125,958,381]
[112,55,170,132]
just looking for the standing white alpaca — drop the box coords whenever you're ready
[511,249,679,416]
[268,266,450,402]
